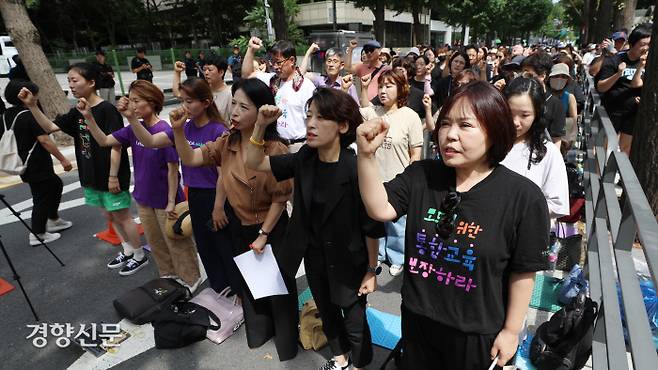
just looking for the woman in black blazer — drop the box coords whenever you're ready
[246,87,384,370]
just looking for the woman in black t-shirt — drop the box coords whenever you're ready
[18,63,146,275]
[356,81,550,370]
[245,88,384,370]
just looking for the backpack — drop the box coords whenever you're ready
[0,109,36,175]
[113,278,189,325]
[530,292,598,370]
[152,301,220,349]
[299,299,328,351]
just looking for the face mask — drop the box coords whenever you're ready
[550,78,567,90]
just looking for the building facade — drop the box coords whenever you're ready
[294,0,469,47]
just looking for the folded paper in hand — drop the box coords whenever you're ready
[233,244,288,299]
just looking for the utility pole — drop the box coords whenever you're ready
[332,0,337,31]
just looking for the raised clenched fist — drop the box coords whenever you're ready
[356,118,390,156]
[169,106,189,130]
[255,104,282,127]
[174,61,185,73]
[249,37,263,50]
[17,87,37,107]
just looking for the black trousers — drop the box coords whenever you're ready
[28,175,63,234]
[401,306,508,370]
[305,248,372,367]
[229,213,299,361]
[187,187,241,293]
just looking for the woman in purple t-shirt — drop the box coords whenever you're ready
[128,78,241,295]
[84,80,201,290]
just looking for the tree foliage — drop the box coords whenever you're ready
[21,0,258,52]
[229,0,304,49]
[429,0,552,43]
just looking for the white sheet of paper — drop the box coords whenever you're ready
[233,244,288,299]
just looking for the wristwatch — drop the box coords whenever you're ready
[258,229,270,237]
[367,265,382,275]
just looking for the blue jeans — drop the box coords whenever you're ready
[378,215,407,266]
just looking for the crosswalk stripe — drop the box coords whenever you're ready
[0,185,135,226]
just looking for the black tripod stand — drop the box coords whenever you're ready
[0,194,65,321]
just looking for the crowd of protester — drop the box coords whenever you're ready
[1,21,651,370]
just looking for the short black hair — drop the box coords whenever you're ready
[521,51,553,78]
[465,44,478,52]
[204,54,228,72]
[95,50,105,56]
[5,79,39,106]
[628,23,652,46]
[136,47,146,53]
[269,40,296,60]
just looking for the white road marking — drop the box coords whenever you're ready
[0,185,135,226]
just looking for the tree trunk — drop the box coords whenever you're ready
[373,0,385,46]
[593,0,614,43]
[620,0,638,32]
[0,0,69,118]
[613,0,624,30]
[271,0,288,41]
[582,0,591,45]
[411,5,424,45]
[630,17,658,216]
[587,0,598,43]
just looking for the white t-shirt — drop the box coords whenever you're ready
[213,86,232,124]
[256,72,316,140]
[500,140,570,218]
[360,105,424,182]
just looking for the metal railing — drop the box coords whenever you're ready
[582,76,658,370]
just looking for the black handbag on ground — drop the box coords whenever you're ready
[152,301,220,349]
[113,278,188,325]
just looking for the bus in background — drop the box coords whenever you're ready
[0,36,18,76]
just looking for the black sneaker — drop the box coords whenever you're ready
[319,358,351,370]
[119,256,149,276]
[107,252,132,269]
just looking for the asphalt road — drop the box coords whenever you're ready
[0,168,403,370]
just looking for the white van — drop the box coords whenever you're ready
[0,35,18,76]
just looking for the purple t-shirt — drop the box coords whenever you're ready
[112,120,184,209]
[166,119,226,189]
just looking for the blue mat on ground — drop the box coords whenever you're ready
[297,288,402,350]
[515,334,537,370]
[366,307,402,350]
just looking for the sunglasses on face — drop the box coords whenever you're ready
[436,191,461,240]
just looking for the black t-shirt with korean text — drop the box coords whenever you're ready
[595,52,643,119]
[54,102,130,191]
[384,160,550,334]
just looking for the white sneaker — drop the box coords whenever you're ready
[389,264,404,277]
[46,218,73,232]
[29,232,61,246]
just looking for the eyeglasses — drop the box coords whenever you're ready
[271,57,291,67]
[436,191,461,240]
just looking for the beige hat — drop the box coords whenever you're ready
[550,63,571,78]
[165,201,193,240]
[380,47,391,56]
